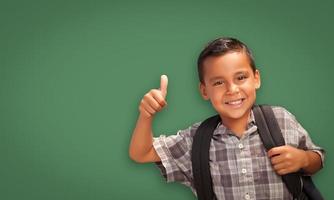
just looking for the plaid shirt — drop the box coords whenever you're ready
[153,106,325,200]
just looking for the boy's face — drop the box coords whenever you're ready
[199,51,261,122]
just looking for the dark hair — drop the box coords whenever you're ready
[197,37,256,83]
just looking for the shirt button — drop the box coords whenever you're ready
[242,168,247,174]
[245,194,250,200]
[238,143,244,149]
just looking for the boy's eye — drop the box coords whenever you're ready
[237,74,248,81]
[213,80,224,86]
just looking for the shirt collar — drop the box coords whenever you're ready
[214,110,257,136]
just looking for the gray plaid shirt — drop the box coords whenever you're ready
[153,106,325,200]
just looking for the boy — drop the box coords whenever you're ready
[129,37,324,199]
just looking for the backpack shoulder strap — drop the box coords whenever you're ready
[258,105,285,146]
[192,114,220,200]
[253,105,303,199]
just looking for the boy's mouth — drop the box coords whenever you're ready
[224,98,246,106]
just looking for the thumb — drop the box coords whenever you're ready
[160,75,168,98]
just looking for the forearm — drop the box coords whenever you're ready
[129,114,157,163]
[129,75,168,163]
[302,150,323,175]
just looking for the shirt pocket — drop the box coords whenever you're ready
[251,145,272,183]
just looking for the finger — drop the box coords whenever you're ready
[151,89,167,107]
[272,162,286,172]
[268,146,287,157]
[270,155,285,165]
[276,168,289,175]
[141,100,157,115]
[160,75,168,98]
[145,93,164,110]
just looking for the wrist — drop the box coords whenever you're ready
[139,112,154,121]
[302,150,310,169]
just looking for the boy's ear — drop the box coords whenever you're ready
[199,83,209,100]
[254,69,261,89]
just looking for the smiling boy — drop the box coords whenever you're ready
[129,37,324,199]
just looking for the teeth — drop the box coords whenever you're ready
[226,99,243,105]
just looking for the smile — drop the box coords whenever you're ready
[224,98,246,106]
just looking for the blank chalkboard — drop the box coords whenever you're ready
[1,0,333,199]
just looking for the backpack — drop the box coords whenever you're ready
[191,105,323,200]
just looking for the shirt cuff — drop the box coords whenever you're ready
[153,136,173,182]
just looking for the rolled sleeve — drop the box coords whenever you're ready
[152,123,200,187]
[293,114,325,167]
[153,135,177,182]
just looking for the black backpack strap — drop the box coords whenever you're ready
[302,176,324,200]
[252,105,276,150]
[253,105,303,199]
[259,105,285,146]
[192,115,221,200]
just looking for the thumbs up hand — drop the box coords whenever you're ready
[139,75,168,118]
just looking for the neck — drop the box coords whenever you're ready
[220,111,251,138]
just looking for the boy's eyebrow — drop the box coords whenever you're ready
[209,76,224,82]
[208,71,249,82]
[235,71,249,75]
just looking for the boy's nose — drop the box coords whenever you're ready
[226,83,240,94]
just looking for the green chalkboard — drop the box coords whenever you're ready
[1,0,333,199]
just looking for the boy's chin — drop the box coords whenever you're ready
[224,112,248,120]
[219,107,251,121]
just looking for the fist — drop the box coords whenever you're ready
[139,75,168,118]
[268,145,308,175]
